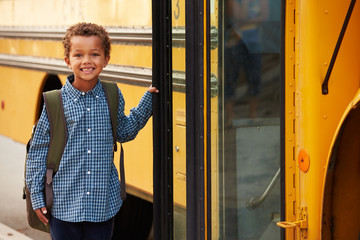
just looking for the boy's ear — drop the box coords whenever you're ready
[64,57,72,69]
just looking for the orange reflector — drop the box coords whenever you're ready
[298,149,310,172]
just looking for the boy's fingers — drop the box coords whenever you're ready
[34,208,49,225]
[148,87,159,93]
[148,84,159,93]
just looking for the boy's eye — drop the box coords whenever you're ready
[74,54,82,57]
[92,53,100,56]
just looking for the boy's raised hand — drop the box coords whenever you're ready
[148,85,159,93]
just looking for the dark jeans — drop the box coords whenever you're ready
[49,215,115,240]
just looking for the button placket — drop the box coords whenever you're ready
[84,93,92,198]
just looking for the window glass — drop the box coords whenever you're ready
[211,0,282,239]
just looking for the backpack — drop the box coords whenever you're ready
[23,81,126,233]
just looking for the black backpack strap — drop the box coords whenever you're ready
[43,90,67,209]
[101,81,127,201]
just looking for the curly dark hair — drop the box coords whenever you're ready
[62,22,111,58]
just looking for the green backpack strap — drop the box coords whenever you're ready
[101,81,118,151]
[101,81,127,200]
[43,90,67,209]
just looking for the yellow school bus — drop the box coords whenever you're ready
[1,0,360,239]
[0,0,154,238]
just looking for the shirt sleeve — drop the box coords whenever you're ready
[25,105,50,210]
[116,89,153,143]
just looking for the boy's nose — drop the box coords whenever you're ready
[83,55,91,63]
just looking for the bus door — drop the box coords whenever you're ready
[153,0,205,238]
[153,0,284,239]
[212,0,284,239]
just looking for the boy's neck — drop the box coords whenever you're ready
[72,78,98,92]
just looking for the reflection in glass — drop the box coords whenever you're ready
[213,0,282,239]
[224,0,269,122]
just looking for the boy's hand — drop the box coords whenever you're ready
[148,85,159,93]
[35,207,49,225]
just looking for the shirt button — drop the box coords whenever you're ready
[88,128,91,132]
[87,171,91,175]
[81,92,85,96]
[87,150,91,154]
[87,108,91,111]
[86,192,90,195]
[74,98,78,102]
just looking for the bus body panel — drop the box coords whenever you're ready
[0,0,152,27]
[287,0,360,238]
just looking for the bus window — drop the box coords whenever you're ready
[212,0,282,239]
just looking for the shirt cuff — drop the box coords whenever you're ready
[30,191,46,210]
[138,91,153,116]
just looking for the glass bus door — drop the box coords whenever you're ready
[211,0,283,239]
[153,0,283,239]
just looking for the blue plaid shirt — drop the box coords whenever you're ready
[26,76,152,222]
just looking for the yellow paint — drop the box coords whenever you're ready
[172,0,186,27]
[110,45,152,68]
[285,0,360,239]
[114,84,154,195]
[173,120,186,207]
[172,47,186,71]
[0,39,152,68]
[284,0,297,238]
[0,67,46,143]
[173,90,186,208]
[209,0,219,238]
[83,0,152,26]
[0,0,151,27]
[0,39,64,59]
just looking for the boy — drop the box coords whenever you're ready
[26,22,158,240]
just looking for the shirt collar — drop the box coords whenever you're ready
[64,74,102,102]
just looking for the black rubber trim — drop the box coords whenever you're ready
[186,0,206,239]
[152,0,174,239]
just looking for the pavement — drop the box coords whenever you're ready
[0,223,32,240]
[0,135,50,240]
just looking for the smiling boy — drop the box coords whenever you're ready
[66,35,110,91]
[26,22,158,240]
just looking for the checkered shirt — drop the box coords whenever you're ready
[26,76,152,222]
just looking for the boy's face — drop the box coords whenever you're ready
[65,35,110,86]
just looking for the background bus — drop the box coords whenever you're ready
[0,0,154,239]
[1,0,360,239]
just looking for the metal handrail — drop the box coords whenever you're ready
[246,168,280,209]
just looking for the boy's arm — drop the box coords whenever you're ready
[25,106,50,211]
[116,89,153,142]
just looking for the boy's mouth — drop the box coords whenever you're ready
[81,67,95,73]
